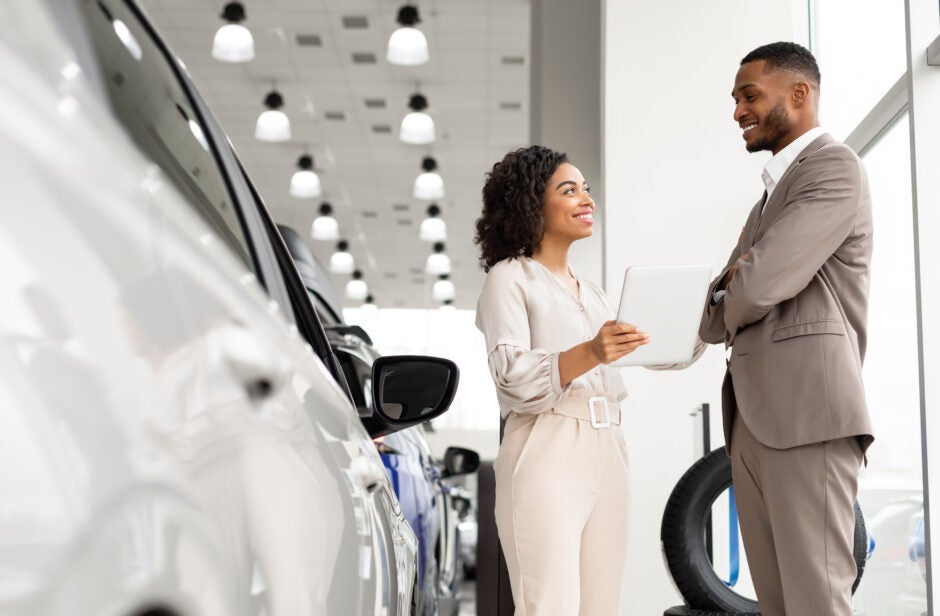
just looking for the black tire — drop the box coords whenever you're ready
[663,608,867,616]
[661,448,868,612]
[663,608,866,616]
[664,607,758,616]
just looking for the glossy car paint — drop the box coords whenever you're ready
[329,330,465,615]
[0,1,418,614]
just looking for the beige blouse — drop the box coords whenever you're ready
[475,257,628,418]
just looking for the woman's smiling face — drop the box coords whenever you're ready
[541,162,595,244]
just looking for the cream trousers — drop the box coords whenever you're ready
[494,392,631,615]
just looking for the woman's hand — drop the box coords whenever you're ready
[590,320,649,364]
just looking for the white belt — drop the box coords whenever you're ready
[550,392,621,429]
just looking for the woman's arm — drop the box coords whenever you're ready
[558,320,648,386]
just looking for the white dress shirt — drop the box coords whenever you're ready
[760,126,828,211]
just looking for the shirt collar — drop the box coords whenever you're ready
[761,126,828,196]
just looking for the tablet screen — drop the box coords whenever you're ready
[612,265,712,367]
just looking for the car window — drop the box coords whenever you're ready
[335,349,373,415]
[78,0,253,271]
[307,291,343,326]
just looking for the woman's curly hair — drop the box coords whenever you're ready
[475,145,568,272]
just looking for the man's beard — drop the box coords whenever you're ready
[747,99,790,153]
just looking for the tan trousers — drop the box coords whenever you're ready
[494,392,630,616]
[729,412,864,616]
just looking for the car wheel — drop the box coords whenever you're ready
[661,448,869,612]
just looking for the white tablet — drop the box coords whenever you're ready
[611,265,713,367]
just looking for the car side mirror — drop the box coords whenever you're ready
[442,446,480,478]
[363,355,459,439]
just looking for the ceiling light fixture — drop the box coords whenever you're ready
[439,299,456,312]
[255,90,291,142]
[432,274,455,301]
[419,203,446,242]
[289,154,321,198]
[212,2,255,62]
[311,202,339,240]
[399,93,435,144]
[330,240,355,274]
[425,241,451,275]
[414,156,444,200]
[387,4,429,66]
[362,294,378,313]
[346,270,369,301]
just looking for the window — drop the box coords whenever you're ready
[78,0,253,270]
[812,0,907,141]
[854,115,927,615]
[335,348,374,415]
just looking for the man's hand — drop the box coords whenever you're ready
[721,253,751,290]
[590,320,649,364]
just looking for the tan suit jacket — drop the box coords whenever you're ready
[700,133,874,452]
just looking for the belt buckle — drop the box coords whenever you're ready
[588,396,611,429]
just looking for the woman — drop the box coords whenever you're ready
[475,145,648,615]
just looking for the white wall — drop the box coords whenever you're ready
[603,2,807,612]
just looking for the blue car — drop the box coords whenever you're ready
[377,429,443,613]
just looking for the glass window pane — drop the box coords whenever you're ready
[854,114,926,615]
[812,0,907,141]
[78,1,254,270]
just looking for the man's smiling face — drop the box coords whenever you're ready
[732,60,799,155]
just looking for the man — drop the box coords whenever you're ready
[699,42,874,615]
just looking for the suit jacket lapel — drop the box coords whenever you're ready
[752,133,834,241]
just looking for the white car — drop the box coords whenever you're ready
[0,1,459,615]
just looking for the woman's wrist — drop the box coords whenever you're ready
[558,342,602,386]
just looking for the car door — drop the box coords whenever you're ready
[74,1,415,614]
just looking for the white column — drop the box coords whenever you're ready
[905,0,940,609]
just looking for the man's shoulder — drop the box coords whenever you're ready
[795,135,863,180]
[803,134,859,163]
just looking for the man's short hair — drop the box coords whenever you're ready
[741,42,821,87]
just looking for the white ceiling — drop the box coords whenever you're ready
[139,0,531,309]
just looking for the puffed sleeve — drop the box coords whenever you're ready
[475,261,568,414]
